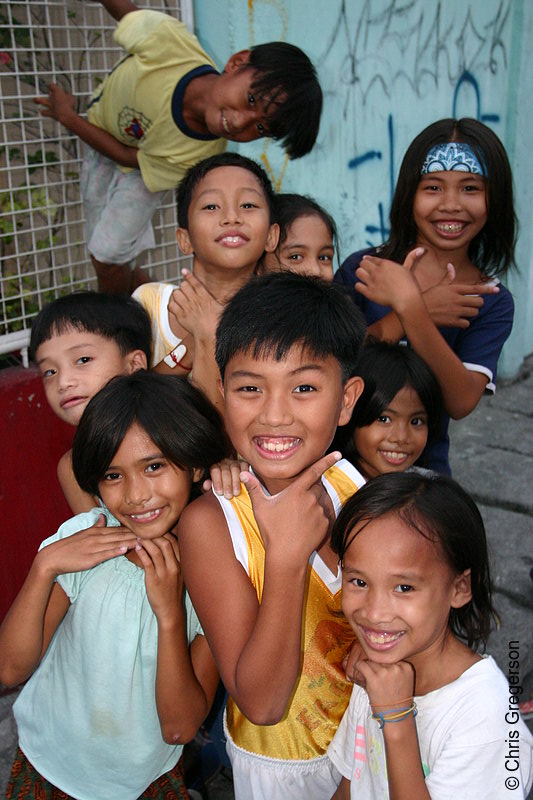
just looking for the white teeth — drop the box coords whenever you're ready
[436,222,464,233]
[366,630,403,644]
[221,236,242,243]
[381,451,407,461]
[130,509,160,520]
[222,114,230,134]
[260,439,298,452]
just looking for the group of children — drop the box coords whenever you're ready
[1,1,532,798]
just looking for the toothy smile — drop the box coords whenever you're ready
[379,450,409,463]
[254,437,302,456]
[129,508,163,521]
[221,113,230,135]
[359,625,405,648]
[256,437,301,452]
[217,234,248,246]
[434,222,466,234]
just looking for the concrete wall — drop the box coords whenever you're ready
[194,0,533,378]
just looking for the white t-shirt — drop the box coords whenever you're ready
[327,655,533,799]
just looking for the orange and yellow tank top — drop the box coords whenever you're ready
[217,458,365,761]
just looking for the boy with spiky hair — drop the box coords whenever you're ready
[178,272,367,798]
[35,0,322,295]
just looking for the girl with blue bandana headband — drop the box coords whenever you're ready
[335,118,516,474]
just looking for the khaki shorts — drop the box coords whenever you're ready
[80,144,167,265]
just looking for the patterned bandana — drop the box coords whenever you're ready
[421,142,484,175]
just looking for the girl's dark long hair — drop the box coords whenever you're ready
[72,371,231,498]
[331,472,498,650]
[380,118,517,277]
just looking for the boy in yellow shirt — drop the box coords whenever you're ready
[36,0,322,294]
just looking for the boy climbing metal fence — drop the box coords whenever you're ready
[0,1,192,361]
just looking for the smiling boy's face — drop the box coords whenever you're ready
[177,165,278,279]
[36,327,145,426]
[219,343,363,495]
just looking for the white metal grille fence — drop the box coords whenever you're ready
[0,0,194,361]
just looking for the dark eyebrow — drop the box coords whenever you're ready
[229,364,326,381]
[36,342,98,366]
[196,185,264,201]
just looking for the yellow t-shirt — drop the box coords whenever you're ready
[87,10,226,191]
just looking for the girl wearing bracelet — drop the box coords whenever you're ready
[327,472,533,799]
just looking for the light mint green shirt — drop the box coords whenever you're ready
[14,507,203,800]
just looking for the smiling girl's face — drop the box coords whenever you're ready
[340,512,471,677]
[264,213,335,280]
[353,386,429,479]
[413,170,487,258]
[98,422,193,540]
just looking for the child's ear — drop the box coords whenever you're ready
[126,349,148,373]
[176,227,193,255]
[337,376,364,426]
[450,568,473,609]
[224,50,252,72]
[264,223,280,254]
[217,377,225,400]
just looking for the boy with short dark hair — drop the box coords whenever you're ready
[35,0,322,294]
[178,272,367,799]
[133,151,279,411]
[30,291,151,512]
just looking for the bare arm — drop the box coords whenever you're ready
[99,0,138,21]
[178,454,340,724]
[136,536,219,743]
[0,515,137,686]
[57,449,97,515]
[356,659,430,800]
[356,254,488,418]
[331,778,351,799]
[35,84,139,168]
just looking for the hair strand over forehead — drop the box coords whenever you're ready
[331,472,498,650]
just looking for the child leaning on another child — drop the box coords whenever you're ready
[335,118,515,475]
[331,338,443,479]
[133,152,279,412]
[29,291,152,514]
[0,371,231,800]
[178,272,368,799]
[328,472,533,799]
[35,0,322,294]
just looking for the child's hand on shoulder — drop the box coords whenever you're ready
[169,269,224,344]
[36,514,137,578]
[135,534,184,625]
[203,457,250,498]
[356,247,424,310]
[242,451,341,564]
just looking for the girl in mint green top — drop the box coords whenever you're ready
[0,371,230,800]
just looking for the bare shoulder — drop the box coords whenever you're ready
[57,448,96,514]
[57,448,73,480]
[178,491,226,539]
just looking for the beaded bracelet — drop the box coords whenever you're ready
[372,701,417,730]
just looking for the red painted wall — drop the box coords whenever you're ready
[1,367,74,621]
